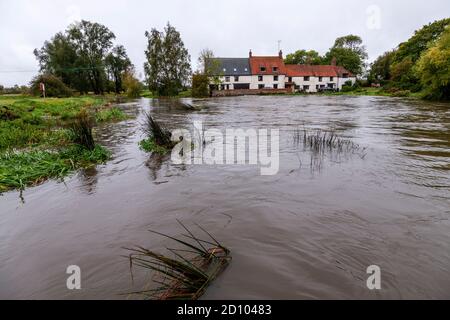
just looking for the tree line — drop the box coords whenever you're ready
[284,34,368,76]
[368,18,450,100]
[2,18,448,101]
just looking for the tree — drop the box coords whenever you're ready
[324,35,368,76]
[368,50,396,83]
[144,22,191,96]
[198,48,215,74]
[394,18,450,64]
[415,28,450,100]
[106,45,132,93]
[67,20,116,94]
[388,19,450,91]
[284,50,323,65]
[33,32,88,93]
[34,20,128,95]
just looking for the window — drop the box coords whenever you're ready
[330,77,334,81]
[273,84,278,89]
[258,75,263,82]
[343,73,349,78]
[260,66,266,72]
[234,76,239,82]
[304,76,310,81]
[258,84,265,89]
[319,77,323,82]
[288,77,293,82]
[303,85,310,90]
[273,67,278,72]
[223,68,226,72]
[233,68,237,72]
[225,76,230,82]
[274,75,279,81]
[244,68,248,72]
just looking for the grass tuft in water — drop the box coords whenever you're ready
[95,107,127,123]
[140,112,175,154]
[68,109,96,150]
[0,145,110,192]
[124,220,231,300]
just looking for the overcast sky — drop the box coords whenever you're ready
[0,0,449,86]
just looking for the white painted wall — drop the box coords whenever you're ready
[249,75,286,89]
[287,76,356,93]
[209,74,355,92]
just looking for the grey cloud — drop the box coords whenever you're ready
[0,0,449,86]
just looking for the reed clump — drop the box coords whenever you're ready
[69,109,95,150]
[125,221,231,300]
[140,112,174,154]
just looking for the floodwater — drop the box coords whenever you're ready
[0,96,449,299]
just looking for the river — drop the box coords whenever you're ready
[0,95,449,299]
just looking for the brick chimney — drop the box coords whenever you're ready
[279,50,283,59]
[331,57,337,66]
[249,50,252,58]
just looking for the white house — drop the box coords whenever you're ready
[208,51,356,93]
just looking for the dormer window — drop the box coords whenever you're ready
[244,68,248,72]
[273,67,278,72]
[260,66,266,72]
[223,68,226,72]
[234,68,237,72]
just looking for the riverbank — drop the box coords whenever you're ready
[0,95,128,192]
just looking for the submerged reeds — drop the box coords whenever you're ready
[125,221,231,300]
[294,128,367,171]
[143,112,172,147]
[140,112,175,154]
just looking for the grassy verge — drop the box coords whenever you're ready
[0,145,110,192]
[0,95,124,192]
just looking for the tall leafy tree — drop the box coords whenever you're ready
[389,18,450,91]
[284,50,323,65]
[33,32,89,92]
[144,22,191,96]
[106,45,133,93]
[67,20,116,94]
[415,28,450,100]
[34,20,126,95]
[324,35,368,76]
[394,18,450,64]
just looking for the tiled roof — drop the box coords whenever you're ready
[208,58,251,76]
[286,64,353,77]
[249,56,287,75]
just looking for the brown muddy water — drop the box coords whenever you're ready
[0,96,449,299]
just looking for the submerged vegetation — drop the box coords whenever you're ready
[125,221,231,300]
[294,129,367,171]
[139,112,174,154]
[0,95,126,192]
[0,145,110,192]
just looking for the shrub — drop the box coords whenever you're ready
[191,73,209,98]
[30,74,73,97]
[123,71,142,98]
